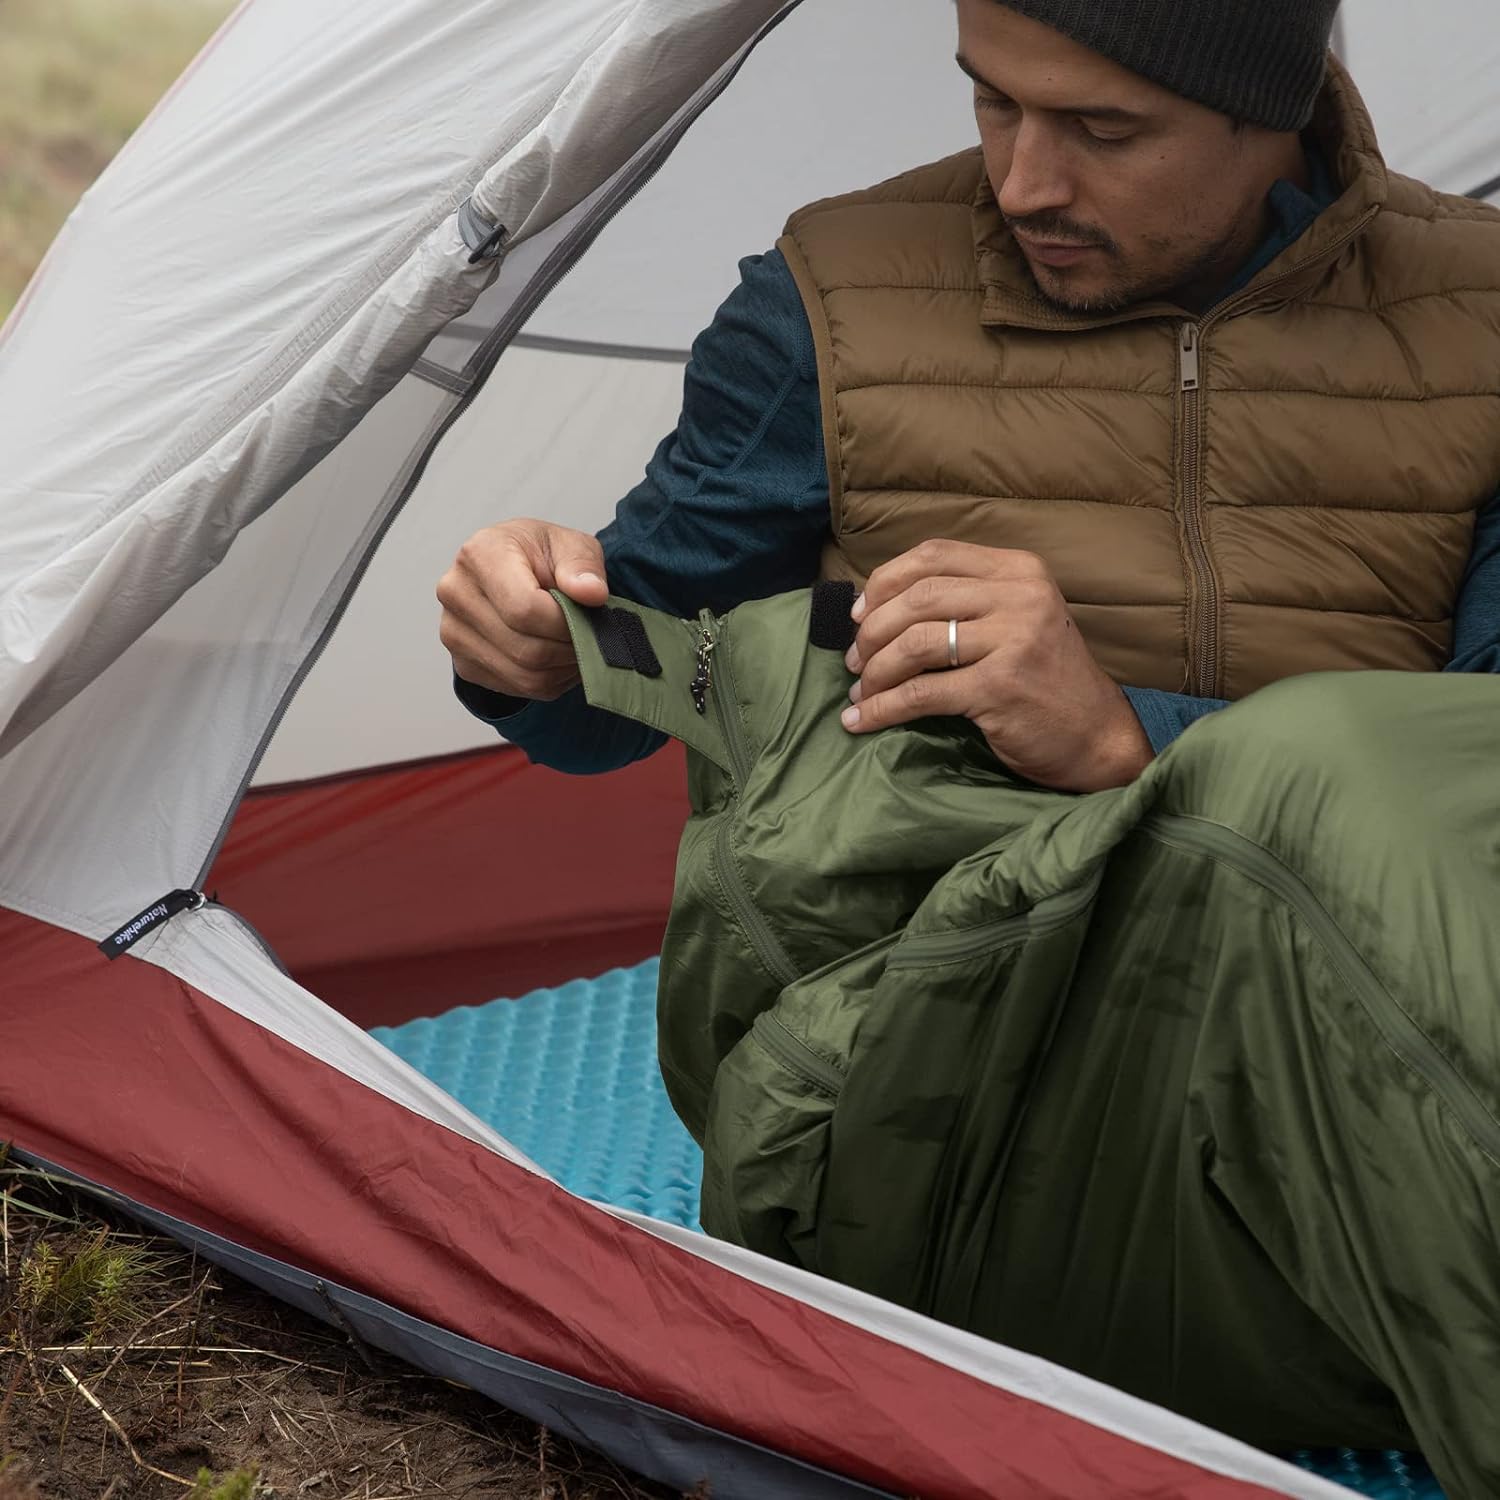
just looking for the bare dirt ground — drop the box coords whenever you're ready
[0,1159,682,1500]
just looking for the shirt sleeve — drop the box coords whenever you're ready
[1122,494,1500,754]
[455,247,830,773]
[1446,491,1500,675]
[1121,685,1230,756]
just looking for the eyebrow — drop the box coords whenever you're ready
[954,52,1149,125]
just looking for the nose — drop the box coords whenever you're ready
[996,119,1075,222]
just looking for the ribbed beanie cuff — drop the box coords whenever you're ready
[995,0,1341,131]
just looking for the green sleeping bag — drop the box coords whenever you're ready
[556,586,1500,1500]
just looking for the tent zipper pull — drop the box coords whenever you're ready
[690,627,716,716]
[99,888,207,960]
[457,197,509,265]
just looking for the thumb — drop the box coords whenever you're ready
[544,527,609,606]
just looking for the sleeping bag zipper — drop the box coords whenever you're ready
[753,1011,845,1097]
[886,874,1102,971]
[693,610,800,990]
[1146,812,1500,1162]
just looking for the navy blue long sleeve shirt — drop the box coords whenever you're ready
[459,173,1500,772]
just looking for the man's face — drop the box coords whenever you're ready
[955,0,1289,313]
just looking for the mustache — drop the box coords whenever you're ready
[1005,212,1118,254]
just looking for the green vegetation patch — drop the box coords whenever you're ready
[17,1228,163,1337]
[188,1469,261,1500]
[0,0,234,320]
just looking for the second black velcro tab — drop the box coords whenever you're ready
[808,580,858,654]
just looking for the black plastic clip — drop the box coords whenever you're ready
[458,197,509,265]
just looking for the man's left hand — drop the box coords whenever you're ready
[841,540,1154,792]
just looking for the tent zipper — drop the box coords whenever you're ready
[456,2,806,387]
[1145,812,1500,1162]
[695,609,800,990]
[752,1012,844,1097]
[885,874,1101,971]
[192,1,810,892]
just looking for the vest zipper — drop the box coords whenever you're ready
[1144,813,1500,1162]
[752,1011,845,1097]
[1178,322,1218,698]
[697,610,800,989]
[1168,204,1380,701]
[884,873,1102,971]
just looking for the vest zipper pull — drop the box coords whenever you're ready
[99,888,207,959]
[690,626,716,715]
[1179,323,1201,391]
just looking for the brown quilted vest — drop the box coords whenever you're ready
[779,61,1500,699]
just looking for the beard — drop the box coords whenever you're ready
[1006,210,1249,315]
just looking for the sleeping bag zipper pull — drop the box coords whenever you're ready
[98,888,207,959]
[690,625,716,715]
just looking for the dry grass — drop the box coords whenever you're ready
[0,0,235,320]
[0,1159,683,1500]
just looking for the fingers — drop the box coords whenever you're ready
[444,527,570,637]
[849,571,1058,699]
[856,540,1050,623]
[438,609,581,699]
[846,575,1002,676]
[842,664,977,735]
[437,520,604,699]
[849,617,977,701]
[840,546,1065,739]
[543,527,609,607]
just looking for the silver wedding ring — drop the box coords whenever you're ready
[947,617,960,669]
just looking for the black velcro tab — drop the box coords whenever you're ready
[614,608,662,678]
[588,606,635,671]
[586,605,662,679]
[808,580,858,653]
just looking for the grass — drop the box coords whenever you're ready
[186,1470,258,1500]
[0,0,235,322]
[17,1232,163,1339]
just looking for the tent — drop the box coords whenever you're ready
[2,1,1496,1494]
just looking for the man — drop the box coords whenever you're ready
[438,6,1500,1486]
[439,0,1500,784]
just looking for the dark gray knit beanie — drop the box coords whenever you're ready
[994,0,1341,131]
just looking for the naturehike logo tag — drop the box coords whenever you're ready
[99,889,205,959]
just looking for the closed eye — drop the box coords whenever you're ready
[1081,122,1133,146]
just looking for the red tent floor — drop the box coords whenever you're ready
[207,741,688,1026]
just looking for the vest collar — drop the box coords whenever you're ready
[973,56,1388,334]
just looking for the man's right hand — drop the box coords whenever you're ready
[437,519,609,701]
